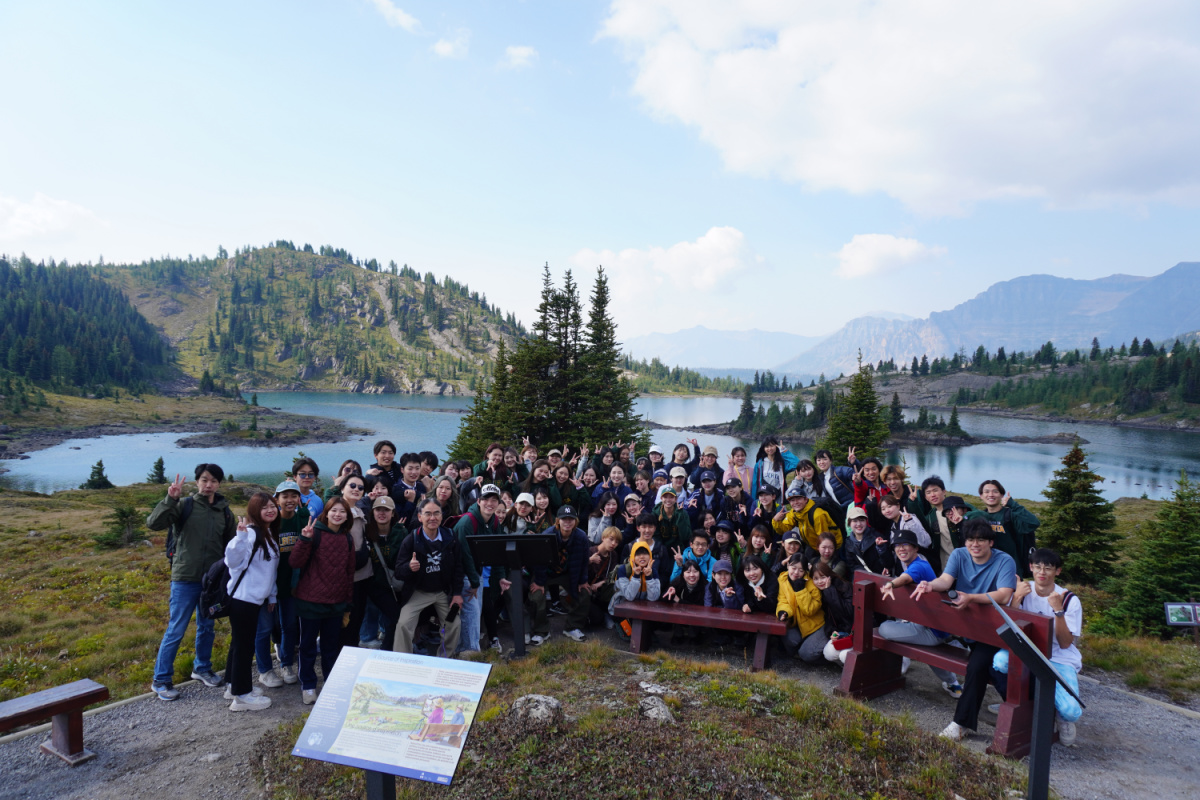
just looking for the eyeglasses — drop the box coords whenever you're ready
[296,472,315,479]
[345,483,364,491]
[1031,564,1057,572]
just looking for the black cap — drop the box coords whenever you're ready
[700,470,716,482]
[891,529,920,549]
[942,496,969,512]
[556,505,578,520]
[724,477,742,488]
[757,484,777,496]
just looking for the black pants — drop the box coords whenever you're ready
[954,642,1001,730]
[223,598,262,697]
[482,582,503,641]
[343,579,400,651]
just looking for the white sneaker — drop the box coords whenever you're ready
[987,703,1001,714]
[901,656,911,675]
[224,684,263,700]
[939,721,967,741]
[1058,718,1077,746]
[301,689,317,705]
[279,664,298,685]
[490,637,502,653]
[530,634,547,646]
[604,615,615,631]
[358,639,383,650]
[524,633,531,645]
[258,669,284,688]
[564,629,586,642]
[230,693,272,712]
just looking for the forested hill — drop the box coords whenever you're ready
[100,242,525,394]
[0,257,171,392]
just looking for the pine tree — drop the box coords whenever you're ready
[816,353,890,463]
[736,384,755,429]
[81,460,114,490]
[946,405,966,437]
[889,392,904,431]
[919,354,930,375]
[911,356,919,374]
[1090,337,1101,361]
[1105,474,1200,635]
[147,457,167,484]
[1039,441,1116,583]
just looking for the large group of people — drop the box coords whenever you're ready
[145,435,1081,746]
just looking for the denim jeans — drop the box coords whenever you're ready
[153,580,215,686]
[255,596,298,673]
[358,600,383,642]
[456,577,482,653]
[992,650,1083,722]
[297,614,343,691]
[877,619,962,685]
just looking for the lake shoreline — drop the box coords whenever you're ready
[643,419,1086,448]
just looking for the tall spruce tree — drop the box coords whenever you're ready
[147,457,167,484]
[736,384,755,429]
[1105,473,1200,635]
[81,459,114,490]
[816,353,890,464]
[577,267,644,446]
[889,392,904,431]
[1039,441,1117,583]
[945,405,966,437]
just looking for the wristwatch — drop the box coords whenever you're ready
[1053,610,1065,618]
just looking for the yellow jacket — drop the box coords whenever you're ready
[776,572,825,639]
[770,499,839,550]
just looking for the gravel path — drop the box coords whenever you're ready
[2,624,1197,800]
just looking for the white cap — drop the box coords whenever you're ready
[515,492,535,506]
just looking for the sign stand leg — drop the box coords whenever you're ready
[507,542,527,659]
[365,769,395,800]
[1026,670,1057,800]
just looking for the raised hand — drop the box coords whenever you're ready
[236,515,248,533]
[300,521,315,539]
[735,531,747,547]
[688,438,699,447]
[723,586,735,597]
[589,551,602,564]
[908,484,919,501]
[753,584,765,600]
[409,550,421,573]
[167,474,185,499]
[880,582,895,601]
[663,586,677,601]
[1014,575,1033,604]
[522,435,531,448]
[910,580,930,602]
[672,546,684,566]
[847,446,857,464]
[1001,492,1012,506]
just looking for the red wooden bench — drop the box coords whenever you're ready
[0,679,110,765]
[835,573,1054,759]
[612,600,787,672]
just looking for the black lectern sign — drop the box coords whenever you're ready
[470,534,557,658]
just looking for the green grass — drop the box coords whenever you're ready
[253,645,1025,800]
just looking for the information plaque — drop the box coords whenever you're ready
[292,647,492,786]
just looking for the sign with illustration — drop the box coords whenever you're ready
[1164,602,1200,627]
[291,647,492,785]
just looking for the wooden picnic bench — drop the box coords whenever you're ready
[835,573,1054,759]
[0,679,110,765]
[409,721,468,746]
[613,601,787,672]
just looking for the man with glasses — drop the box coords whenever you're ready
[291,458,324,518]
[393,497,464,656]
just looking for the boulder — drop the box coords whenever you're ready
[509,694,563,727]
[638,696,675,724]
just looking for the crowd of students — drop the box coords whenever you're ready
[144,436,1081,746]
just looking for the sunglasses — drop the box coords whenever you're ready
[296,472,315,479]
[345,483,364,491]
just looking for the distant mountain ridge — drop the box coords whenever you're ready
[776,263,1200,375]
[624,325,823,371]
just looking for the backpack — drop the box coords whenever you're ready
[166,496,235,564]
[199,540,261,620]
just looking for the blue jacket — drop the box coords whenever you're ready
[820,465,857,506]
[686,488,725,526]
[592,481,632,506]
[704,580,744,609]
[669,546,716,582]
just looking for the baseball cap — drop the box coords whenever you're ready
[372,496,396,511]
[274,480,301,495]
[700,470,716,483]
[480,483,502,498]
[648,445,663,455]
[846,506,868,521]
[556,505,579,519]
[669,466,688,479]
[515,492,535,506]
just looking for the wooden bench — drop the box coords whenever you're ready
[409,722,468,746]
[835,573,1054,759]
[0,679,110,765]
[613,601,787,671]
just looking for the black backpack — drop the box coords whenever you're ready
[166,496,235,564]
[199,540,263,620]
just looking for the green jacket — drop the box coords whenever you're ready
[454,503,501,589]
[652,505,692,550]
[968,500,1040,575]
[147,492,237,583]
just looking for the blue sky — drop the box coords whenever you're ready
[2,0,1199,338]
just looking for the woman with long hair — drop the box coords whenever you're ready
[323,459,363,501]
[223,492,281,711]
[750,436,799,500]
[290,497,365,704]
[522,459,561,510]
[430,475,461,520]
[588,492,620,544]
[348,496,403,652]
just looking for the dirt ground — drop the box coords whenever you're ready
[1,622,1197,800]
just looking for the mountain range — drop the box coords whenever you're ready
[624,326,823,371]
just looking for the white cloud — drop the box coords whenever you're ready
[835,234,946,279]
[0,193,100,243]
[502,46,538,69]
[600,1,1200,214]
[570,227,757,335]
[366,0,419,33]
[432,30,470,59]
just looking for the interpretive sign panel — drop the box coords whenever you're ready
[1164,602,1200,627]
[291,647,491,785]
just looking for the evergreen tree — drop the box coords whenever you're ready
[81,459,114,490]
[816,354,890,463]
[147,457,167,484]
[1038,441,1116,583]
[945,405,966,437]
[736,383,755,429]
[250,392,258,406]
[919,354,930,375]
[1090,337,1101,360]
[888,392,904,432]
[1128,337,1141,356]
[911,356,919,374]
[577,267,644,446]
[1105,474,1200,635]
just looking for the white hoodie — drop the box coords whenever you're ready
[225,525,278,605]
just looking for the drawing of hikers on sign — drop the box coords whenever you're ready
[345,679,479,749]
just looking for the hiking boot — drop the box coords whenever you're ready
[150,682,179,701]
[1057,718,1077,746]
[939,721,967,741]
[191,669,224,688]
[279,664,298,684]
[258,669,284,688]
[564,629,586,642]
[942,681,964,699]
[301,689,317,705]
[230,693,272,712]
[224,684,263,701]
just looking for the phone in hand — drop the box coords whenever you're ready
[445,603,461,623]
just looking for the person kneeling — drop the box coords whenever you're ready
[776,554,827,663]
[529,506,592,644]
[393,498,464,657]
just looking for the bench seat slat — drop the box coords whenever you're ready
[0,679,109,732]
[613,601,787,634]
